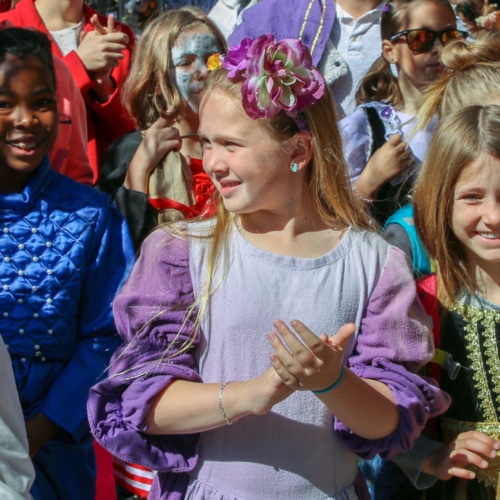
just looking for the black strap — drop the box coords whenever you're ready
[365,106,387,157]
[363,106,410,225]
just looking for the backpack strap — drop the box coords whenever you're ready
[416,274,444,385]
[385,204,433,276]
[364,106,387,157]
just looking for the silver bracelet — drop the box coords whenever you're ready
[352,186,373,204]
[218,382,233,426]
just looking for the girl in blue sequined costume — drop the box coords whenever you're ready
[0,27,134,500]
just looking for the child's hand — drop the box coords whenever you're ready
[423,431,500,480]
[355,133,414,200]
[77,14,129,97]
[125,118,182,192]
[267,320,355,392]
[246,367,294,415]
[25,413,60,458]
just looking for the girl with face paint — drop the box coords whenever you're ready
[96,7,226,251]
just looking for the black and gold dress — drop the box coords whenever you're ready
[438,294,500,500]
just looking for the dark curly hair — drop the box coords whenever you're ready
[0,27,56,89]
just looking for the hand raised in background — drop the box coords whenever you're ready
[77,14,129,99]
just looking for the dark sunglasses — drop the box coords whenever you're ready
[389,28,468,53]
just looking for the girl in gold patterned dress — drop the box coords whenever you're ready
[412,104,500,499]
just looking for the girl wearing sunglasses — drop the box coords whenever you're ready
[341,0,466,227]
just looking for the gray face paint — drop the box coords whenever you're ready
[171,32,223,113]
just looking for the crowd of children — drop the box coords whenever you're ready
[2,0,500,499]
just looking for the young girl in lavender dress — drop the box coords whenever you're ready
[88,34,449,499]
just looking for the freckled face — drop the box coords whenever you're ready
[452,155,500,270]
[171,25,223,114]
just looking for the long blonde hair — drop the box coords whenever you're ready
[415,32,500,132]
[167,66,374,357]
[413,105,500,307]
[114,56,376,369]
[122,7,226,129]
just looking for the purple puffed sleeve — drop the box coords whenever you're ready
[88,227,201,473]
[334,247,451,459]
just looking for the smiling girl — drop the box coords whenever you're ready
[341,0,466,225]
[0,27,134,499]
[97,7,226,251]
[88,34,449,499]
[412,104,500,499]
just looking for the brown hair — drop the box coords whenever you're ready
[122,7,226,129]
[413,104,500,306]
[356,0,455,107]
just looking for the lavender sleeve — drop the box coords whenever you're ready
[87,227,201,474]
[334,247,451,459]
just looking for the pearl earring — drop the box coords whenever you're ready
[389,62,399,78]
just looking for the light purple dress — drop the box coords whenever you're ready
[340,102,438,186]
[88,221,450,499]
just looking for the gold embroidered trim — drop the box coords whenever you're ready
[442,418,500,488]
[298,0,327,58]
[451,302,500,421]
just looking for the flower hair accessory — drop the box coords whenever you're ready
[207,53,222,71]
[221,34,325,120]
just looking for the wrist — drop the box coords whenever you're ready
[90,75,116,102]
[311,365,346,394]
[218,382,234,425]
[126,153,157,193]
[352,185,373,205]
[356,169,383,199]
[216,381,255,425]
[421,444,452,479]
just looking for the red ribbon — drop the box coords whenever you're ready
[148,158,217,218]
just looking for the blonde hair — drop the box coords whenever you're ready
[122,7,226,129]
[203,67,372,235]
[356,0,455,107]
[167,67,374,356]
[415,32,500,132]
[413,104,500,307]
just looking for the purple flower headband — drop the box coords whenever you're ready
[220,34,325,122]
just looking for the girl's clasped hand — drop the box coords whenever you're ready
[268,320,354,393]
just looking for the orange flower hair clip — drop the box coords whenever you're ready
[207,53,222,71]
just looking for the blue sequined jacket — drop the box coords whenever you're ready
[0,157,135,441]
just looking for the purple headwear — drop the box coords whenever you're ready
[221,34,325,123]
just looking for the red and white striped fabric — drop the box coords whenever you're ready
[113,457,155,498]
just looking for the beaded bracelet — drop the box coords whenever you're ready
[311,365,345,395]
[218,382,233,426]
